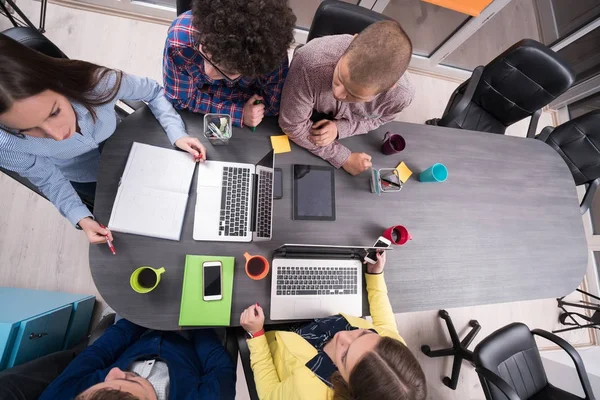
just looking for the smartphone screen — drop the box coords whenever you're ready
[365,250,381,262]
[204,264,221,297]
[274,168,283,199]
[373,239,389,248]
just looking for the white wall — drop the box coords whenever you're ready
[541,346,600,396]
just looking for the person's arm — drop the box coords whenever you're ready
[111,72,186,145]
[278,53,351,169]
[246,335,283,398]
[240,304,289,399]
[336,84,414,140]
[39,320,147,400]
[189,329,236,400]
[365,272,399,335]
[259,55,289,117]
[365,252,399,334]
[163,47,245,127]
[0,150,91,226]
[336,113,398,140]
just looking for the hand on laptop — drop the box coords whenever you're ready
[175,136,207,162]
[241,303,264,334]
[365,250,386,274]
[310,120,338,147]
[342,152,372,176]
[243,95,265,128]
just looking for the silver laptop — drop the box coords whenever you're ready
[193,151,274,242]
[270,244,392,320]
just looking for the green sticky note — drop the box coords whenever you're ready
[270,135,292,154]
[179,255,235,326]
[396,162,413,183]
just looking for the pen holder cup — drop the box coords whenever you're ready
[204,113,232,145]
[370,168,402,195]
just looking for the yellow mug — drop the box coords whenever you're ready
[130,266,165,293]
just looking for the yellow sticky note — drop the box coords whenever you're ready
[396,162,413,183]
[270,135,291,154]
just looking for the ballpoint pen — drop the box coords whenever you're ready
[98,223,116,255]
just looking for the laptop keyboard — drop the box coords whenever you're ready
[275,266,359,296]
[219,167,250,237]
[256,170,273,238]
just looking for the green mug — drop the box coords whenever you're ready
[130,266,165,293]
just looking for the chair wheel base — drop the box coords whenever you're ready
[443,376,456,389]
[420,310,482,391]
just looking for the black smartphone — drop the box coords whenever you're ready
[274,168,283,199]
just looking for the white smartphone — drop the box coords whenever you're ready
[202,261,223,301]
[364,236,392,264]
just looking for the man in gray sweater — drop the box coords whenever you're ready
[279,20,414,175]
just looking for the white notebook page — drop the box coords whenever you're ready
[108,142,196,241]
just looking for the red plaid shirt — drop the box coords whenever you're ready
[163,11,289,127]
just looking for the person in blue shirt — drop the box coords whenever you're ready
[0,35,207,244]
[39,319,236,400]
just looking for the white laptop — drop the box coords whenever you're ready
[193,151,274,242]
[270,244,392,320]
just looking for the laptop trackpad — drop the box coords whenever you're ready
[294,299,322,318]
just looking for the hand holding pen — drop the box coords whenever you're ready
[98,223,116,255]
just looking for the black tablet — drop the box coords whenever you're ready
[293,164,336,221]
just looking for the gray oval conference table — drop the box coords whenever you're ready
[90,107,588,330]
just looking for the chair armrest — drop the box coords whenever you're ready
[439,66,484,126]
[532,329,596,400]
[236,328,260,400]
[580,178,600,215]
[526,109,542,138]
[475,366,521,400]
[223,328,239,367]
[536,125,555,142]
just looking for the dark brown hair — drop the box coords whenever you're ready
[332,336,427,400]
[344,20,413,92]
[0,34,122,122]
[75,388,139,400]
[192,0,296,77]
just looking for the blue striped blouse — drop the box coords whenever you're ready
[0,73,188,226]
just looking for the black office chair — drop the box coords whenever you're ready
[0,27,143,207]
[421,310,481,390]
[536,110,600,215]
[473,322,596,400]
[307,0,392,42]
[426,39,575,137]
[176,0,191,15]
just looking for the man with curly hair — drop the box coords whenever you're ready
[163,0,296,129]
[279,21,415,176]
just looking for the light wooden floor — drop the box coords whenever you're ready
[0,1,589,399]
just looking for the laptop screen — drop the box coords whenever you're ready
[273,244,393,260]
[256,150,274,169]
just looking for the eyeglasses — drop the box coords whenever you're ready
[198,50,238,82]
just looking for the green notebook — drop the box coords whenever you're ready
[179,255,235,326]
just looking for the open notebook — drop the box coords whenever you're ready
[108,142,196,241]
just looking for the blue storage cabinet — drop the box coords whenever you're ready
[0,287,95,371]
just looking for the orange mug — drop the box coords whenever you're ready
[244,252,270,280]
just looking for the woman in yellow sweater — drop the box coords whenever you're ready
[240,252,427,400]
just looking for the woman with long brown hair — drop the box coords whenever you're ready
[0,34,206,244]
[240,251,427,400]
